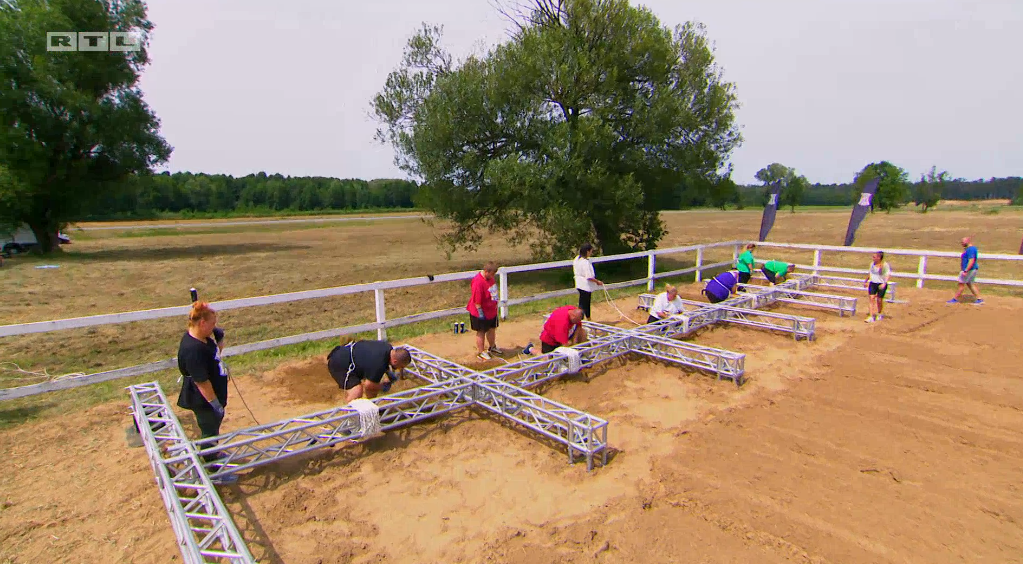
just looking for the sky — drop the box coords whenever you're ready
[137,0,1023,185]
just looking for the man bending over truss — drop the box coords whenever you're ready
[538,305,588,354]
[327,339,412,403]
[761,260,797,285]
[647,284,686,323]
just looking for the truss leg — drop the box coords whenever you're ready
[128,382,255,564]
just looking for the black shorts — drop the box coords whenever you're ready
[868,282,887,298]
[738,271,751,284]
[540,341,558,354]
[327,346,360,390]
[646,315,660,324]
[761,266,777,284]
[469,314,498,332]
[705,291,726,304]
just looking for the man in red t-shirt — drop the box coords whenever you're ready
[539,305,587,354]
[467,261,501,360]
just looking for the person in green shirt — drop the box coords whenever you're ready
[761,260,796,284]
[735,243,757,286]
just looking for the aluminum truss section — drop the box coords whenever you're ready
[482,335,634,389]
[572,321,748,383]
[811,274,898,302]
[472,376,608,470]
[626,333,746,385]
[635,295,815,341]
[128,382,255,564]
[404,346,478,383]
[741,285,857,316]
[407,347,612,470]
[195,379,476,478]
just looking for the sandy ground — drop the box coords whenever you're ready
[2,284,1022,563]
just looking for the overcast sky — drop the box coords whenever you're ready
[138,0,1022,185]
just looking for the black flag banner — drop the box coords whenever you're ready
[843,177,880,246]
[758,181,783,242]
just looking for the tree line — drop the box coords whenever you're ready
[738,162,1022,212]
[86,172,420,219]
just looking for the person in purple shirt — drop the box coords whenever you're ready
[702,269,740,304]
[948,236,983,305]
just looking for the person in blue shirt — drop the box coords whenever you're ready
[948,236,983,305]
[702,270,740,304]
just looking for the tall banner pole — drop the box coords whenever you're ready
[758,180,783,242]
[844,177,880,246]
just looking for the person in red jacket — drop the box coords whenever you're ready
[539,305,587,354]
[467,261,501,360]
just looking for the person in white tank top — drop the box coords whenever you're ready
[863,250,892,323]
[573,243,603,319]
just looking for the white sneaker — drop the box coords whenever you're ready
[477,351,492,360]
[864,316,875,324]
[488,346,503,355]
[876,314,884,321]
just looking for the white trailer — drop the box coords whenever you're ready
[2,224,71,255]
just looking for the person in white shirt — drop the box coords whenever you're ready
[573,243,603,319]
[647,284,685,323]
[863,250,892,323]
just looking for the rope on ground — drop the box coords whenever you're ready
[223,361,261,426]
[600,285,643,326]
[0,362,86,382]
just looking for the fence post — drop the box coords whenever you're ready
[499,269,509,320]
[647,252,656,292]
[732,244,739,264]
[916,256,927,289]
[374,288,386,340]
[695,247,704,282]
[813,249,821,276]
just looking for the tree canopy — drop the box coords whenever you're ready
[913,166,947,213]
[754,162,807,212]
[373,0,741,259]
[853,161,910,213]
[0,0,171,251]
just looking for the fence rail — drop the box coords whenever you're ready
[2,239,1021,401]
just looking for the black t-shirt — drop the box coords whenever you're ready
[176,331,228,410]
[328,340,393,384]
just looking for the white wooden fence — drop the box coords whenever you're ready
[2,239,1021,401]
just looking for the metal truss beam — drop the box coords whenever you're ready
[194,378,477,479]
[128,382,255,564]
[635,275,814,339]
[739,285,857,316]
[636,294,816,341]
[405,345,611,469]
[575,320,747,383]
[809,273,898,302]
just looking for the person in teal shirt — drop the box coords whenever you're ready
[735,243,756,286]
[761,260,796,284]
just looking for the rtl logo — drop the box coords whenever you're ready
[46,32,141,52]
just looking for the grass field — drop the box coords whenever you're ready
[1,206,1022,563]
[1,206,1021,427]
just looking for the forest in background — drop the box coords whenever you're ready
[87,171,1021,220]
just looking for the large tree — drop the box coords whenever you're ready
[0,0,171,252]
[754,162,806,212]
[372,0,741,259]
[853,161,910,214]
